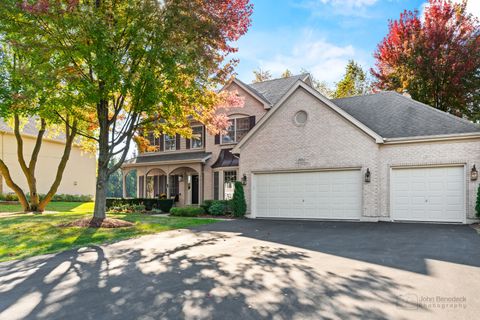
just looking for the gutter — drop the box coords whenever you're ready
[383,132,480,144]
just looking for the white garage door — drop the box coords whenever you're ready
[391,166,465,223]
[254,170,362,220]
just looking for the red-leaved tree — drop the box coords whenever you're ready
[372,0,480,119]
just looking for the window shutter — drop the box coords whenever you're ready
[186,137,190,149]
[159,134,164,151]
[214,134,220,145]
[213,172,219,200]
[249,115,256,129]
[203,126,206,147]
[176,134,181,150]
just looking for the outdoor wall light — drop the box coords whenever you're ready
[178,175,184,183]
[242,174,247,186]
[365,168,371,183]
[471,165,478,181]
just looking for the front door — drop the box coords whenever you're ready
[192,175,199,204]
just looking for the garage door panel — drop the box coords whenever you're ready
[255,170,361,220]
[391,167,464,222]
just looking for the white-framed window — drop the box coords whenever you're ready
[191,126,203,149]
[221,117,250,144]
[164,135,176,151]
[223,170,237,200]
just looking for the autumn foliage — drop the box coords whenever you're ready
[372,0,480,119]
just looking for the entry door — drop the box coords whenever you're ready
[191,175,199,204]
[391,166,465,223]
[254,170,362,219]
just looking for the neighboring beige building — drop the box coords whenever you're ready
[123,74,480,224]
[0,119,96,197]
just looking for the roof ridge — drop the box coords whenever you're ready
[391,92,480,128]
[249,73,308,85]
[331,91,393,101]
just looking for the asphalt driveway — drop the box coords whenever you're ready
[1,220,480,320]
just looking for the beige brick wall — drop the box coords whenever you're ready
[239,87,380,217]
[203,82,268,200]
[379,140,480,220]
[238,86,480,222]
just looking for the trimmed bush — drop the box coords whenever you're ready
[200,200,214,213]
[476,185,480,218]
[170,206,205,217]
[231,182,247,217]
[208,201,225,216]
[106,198,174,213]
[0,193,19,201]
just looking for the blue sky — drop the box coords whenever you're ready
[232,0,476,85]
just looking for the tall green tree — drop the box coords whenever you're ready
[0,0,252,221]
[371,0,480,119]
[334,60,369,98]
[0,40,82,212]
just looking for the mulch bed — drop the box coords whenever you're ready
[59,217,134,228]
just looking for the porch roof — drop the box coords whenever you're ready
[123,151,212,167]
[211,148,239,168]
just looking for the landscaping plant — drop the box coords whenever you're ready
[231,181,247,217]
[208,201,225,216]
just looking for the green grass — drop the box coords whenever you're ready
[0,202,217,262]
[0,201,94,213]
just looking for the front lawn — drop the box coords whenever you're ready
[0,201,94,213]
[0,207,217,262]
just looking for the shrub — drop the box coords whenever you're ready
[476,185,480,218]
[231,182,247,217]
[105,198,174,213]
[208,201,225,216]
[170,206,205,217]
[0,193,19,201]
[200,200,214,213]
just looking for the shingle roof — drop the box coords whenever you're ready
[248,74,309,105]
[134,151,211,164]
[332,92,480,139]
[0,117,66,141]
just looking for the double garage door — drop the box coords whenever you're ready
[253,166,465,222]
[254,170,362,220]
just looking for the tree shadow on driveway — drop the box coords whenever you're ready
[0,229,419,320]
[191,219,480,274]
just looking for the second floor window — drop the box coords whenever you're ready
[164,135,176,151]
[221,117,250,144]
[191,126,203,149]
[147,132,161,147]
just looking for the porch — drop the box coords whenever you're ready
[121,152,212,207]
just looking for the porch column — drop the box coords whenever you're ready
[122,170,127,198]
[144,172,147,198]
[199,165,204,204]
[166,173,170,198]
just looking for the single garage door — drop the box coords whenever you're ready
[254,170,362,219]
[391,166,465,223]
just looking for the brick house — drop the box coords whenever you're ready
[122,74,480,223]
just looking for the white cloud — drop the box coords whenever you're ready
[234,29,370,85]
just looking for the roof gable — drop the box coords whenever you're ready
[232,80,383,153]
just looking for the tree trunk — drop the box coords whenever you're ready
[0,160,30,211]
[93,166,108,219]
[38,120,78,211]
[93,97,110,219]
[13,115,46,212]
